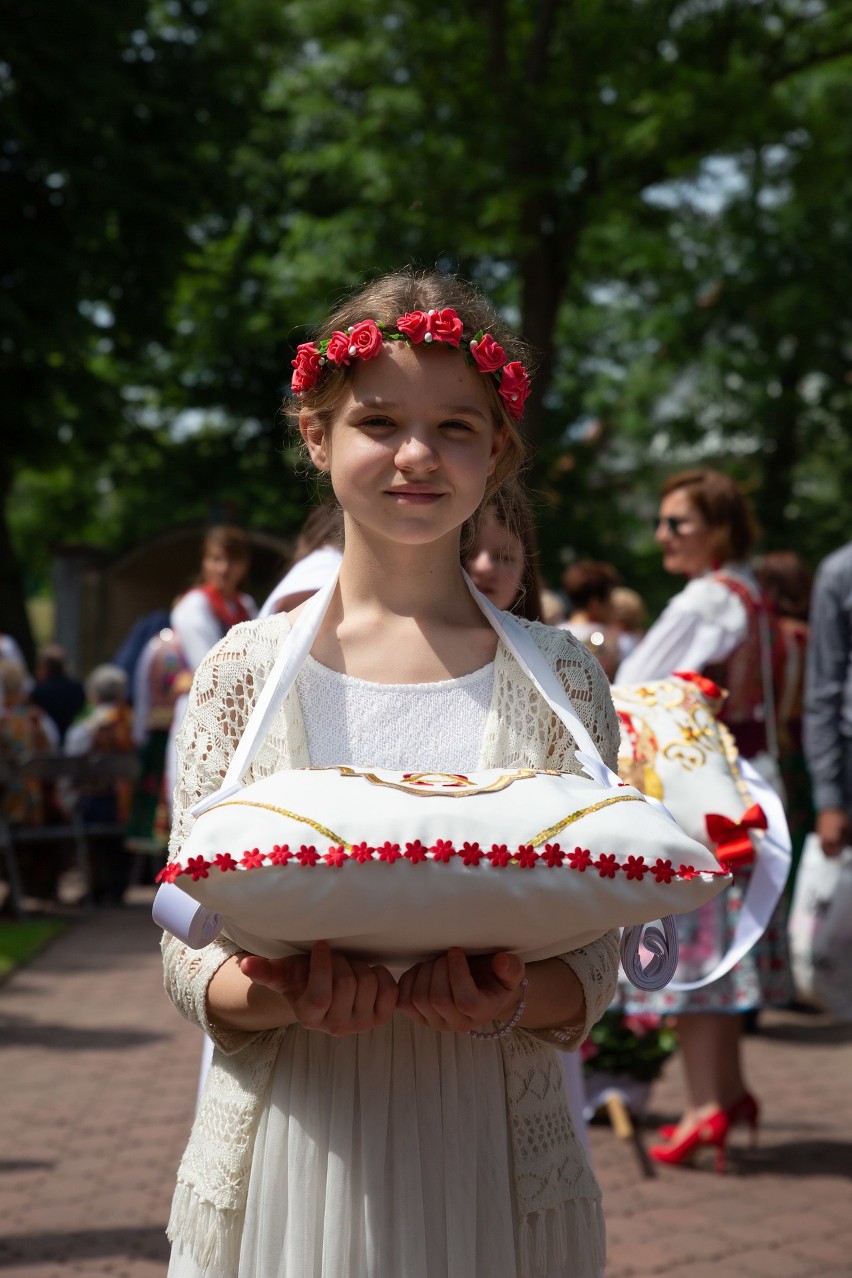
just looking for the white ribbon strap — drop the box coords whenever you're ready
[195,567,617,818]
[666,753,791,991]
[152,881,223,948]
[189,571,340,816]
[463,572,613,776]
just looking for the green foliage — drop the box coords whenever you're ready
[4,0,852,628]
[583,1010,679,1083]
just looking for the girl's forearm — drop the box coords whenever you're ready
[206,955,298,1032]
[519,957,586,1031]
[206,951,587,1036]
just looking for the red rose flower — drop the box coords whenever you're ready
[241,848,265,870]
[430,839,455,863]
[378,841,402,863]
[325,330,353,366]
[460,841,483,866]
[651,857,675,884]
[624,854,648,881]
[487,843,511,867]
[296,845,319,866]
[186,855,210,881]
[469,333,506,373]
[595,853,619,879]
[213,852,239,872]
[324,845,347,867]
[543,843,564,867]
[348,319,383,360]
[269,844,292,865]
[567,847,593,871]
[517,845,538,869]
[498,361,531,420]
[404,840,428,863]
[396,311,430,343]
[291,342,322,394]
[428,307,464,347]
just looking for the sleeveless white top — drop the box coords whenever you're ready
[299,651,494,771]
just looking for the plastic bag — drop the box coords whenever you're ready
[788,832,852,1020]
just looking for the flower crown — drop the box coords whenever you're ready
[291,306,532,421]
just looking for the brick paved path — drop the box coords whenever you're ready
[1,898,850,1277]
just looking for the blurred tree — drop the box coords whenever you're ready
[153,0,852,590]
[0,0,290,658]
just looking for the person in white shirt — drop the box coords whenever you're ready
[614,467,790,1171]
[165,527,258,827]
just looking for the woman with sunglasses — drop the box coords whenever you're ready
[615,468,791,1172]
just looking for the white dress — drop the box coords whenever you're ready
[169,656,589,1278]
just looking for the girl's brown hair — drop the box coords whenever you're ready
[479,486,545,622]
[661,468,759,563]
[203,525,251,563]
[755,551,813,621]
[288,268,534,519]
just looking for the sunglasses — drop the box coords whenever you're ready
[653,515,693,535]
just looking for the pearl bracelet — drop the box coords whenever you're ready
[468,978,529,1041]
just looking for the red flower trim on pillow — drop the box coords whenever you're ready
[460,841,483,866]
[161,845,727,884]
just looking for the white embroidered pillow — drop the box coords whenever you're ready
[161,765,728,970]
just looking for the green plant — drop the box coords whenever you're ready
[582,1010,678,1083]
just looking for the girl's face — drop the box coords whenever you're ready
[466,510,525,610]
[202,545,247,597]
[654,488,716,579]
[301,343,503,550]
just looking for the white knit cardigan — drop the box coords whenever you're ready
[162,613,622,1278]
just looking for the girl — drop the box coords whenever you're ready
[162,269,621,1278]
[464,489,544,620]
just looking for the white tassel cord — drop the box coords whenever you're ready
[167,1181,243,1277]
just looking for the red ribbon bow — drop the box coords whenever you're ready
[705,804,768,869]
[673,669,727,704]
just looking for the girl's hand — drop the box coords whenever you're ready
[396,947,526,1033]
[239,941,398,1037]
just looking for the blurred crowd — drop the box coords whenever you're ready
[1,470,850,1162]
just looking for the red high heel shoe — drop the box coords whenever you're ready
[657,1092,760,1145]
[650,1109,730,1173]
[725,1092,760,1147]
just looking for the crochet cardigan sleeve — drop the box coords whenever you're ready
[161,616,309,1056]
